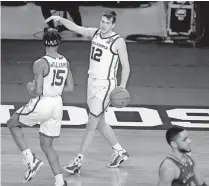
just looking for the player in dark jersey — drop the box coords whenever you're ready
[157,126,208,186]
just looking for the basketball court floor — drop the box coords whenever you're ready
[1,40,209,186]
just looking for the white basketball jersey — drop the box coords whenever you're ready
[42,55,68,97]
[88,30,120,79]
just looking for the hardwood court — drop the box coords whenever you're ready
[1,127,209,186]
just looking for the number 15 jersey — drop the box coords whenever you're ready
[42,55,68,97]
[88,30,120,80]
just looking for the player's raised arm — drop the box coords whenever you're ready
[157,160,177,186]
[63,61,74,93]
[115,38,130,88]
[45,16,97,38]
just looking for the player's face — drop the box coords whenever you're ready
[175,130,192,153]
[100,16,115,34]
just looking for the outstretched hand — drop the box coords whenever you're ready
[45,16,61,24]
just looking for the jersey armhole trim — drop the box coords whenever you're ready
[41,57,50,78]
[166,156,182,180]
[110,36,121,55]
[185,154,195,166]
[91,29,99,40]
[66,60,70,70]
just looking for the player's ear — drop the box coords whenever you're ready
[170,141,177,149]
[112,23,115,29]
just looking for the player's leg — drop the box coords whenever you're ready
[7,113,29,152]
[39,135,66,186]
[96,78,118,147]
[79,104,103,155]
[64,98,103,174]
[39,97,67,186]
[97,79,129,167]
[64,77,104,174]
[6,98,44,183]
[97,115,129,168]
[97,115,117,146]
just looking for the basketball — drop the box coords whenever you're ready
[110,87,130,108]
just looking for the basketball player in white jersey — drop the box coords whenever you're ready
[45,9,130,174]
[6,28,74,186]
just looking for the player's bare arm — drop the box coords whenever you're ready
[190,156,208,186]
[157,159,178,186]
[45,16,97,38]
[63,62,74,93]
[27,59,46,96]
[115,38,130,88]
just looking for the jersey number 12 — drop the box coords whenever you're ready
[51,69,65,86]
[91,46,103,62]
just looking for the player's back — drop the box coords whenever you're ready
[88,29,121,80]
[160,154,195,186]
[41,55,68,97]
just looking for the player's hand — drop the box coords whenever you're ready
[45,16,61,24]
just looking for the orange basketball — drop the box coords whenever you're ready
[110,87,130,108]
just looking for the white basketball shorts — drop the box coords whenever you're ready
[87,76,117,117]
[16,96,63,138]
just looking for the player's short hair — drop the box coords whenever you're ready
[101,9,117,23]
[166,126,186,145]
[43,27,62,47]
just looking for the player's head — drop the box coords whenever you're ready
[166,126,192,153]
[43,27,62,48]
[100,9,117,34]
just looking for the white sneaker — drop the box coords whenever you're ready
[22,154,44,183]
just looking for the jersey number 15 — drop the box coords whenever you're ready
[91,46,103,62]
[51,69,65,86]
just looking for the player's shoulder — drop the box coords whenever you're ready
[91,27,98,33]
[88,27,99,38]
[33,57,48,69]
[159,158,178,179]
[115,37,125,43]
[113,34,125,43]
[160,158,177,170]
[114,36,126,49]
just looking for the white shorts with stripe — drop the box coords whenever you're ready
[87,76,117,117]
[16,96,63,138]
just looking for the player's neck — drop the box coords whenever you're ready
[46,48,59,58]
[171,150,185,161]
[100,30,114,38]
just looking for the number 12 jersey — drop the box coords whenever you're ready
[88,30,121,80]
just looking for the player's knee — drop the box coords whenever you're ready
[86,122,97,131]
[87,114,101,131]
[97,120,109,132]
[6,114,19,128]
[97,121,105,131]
